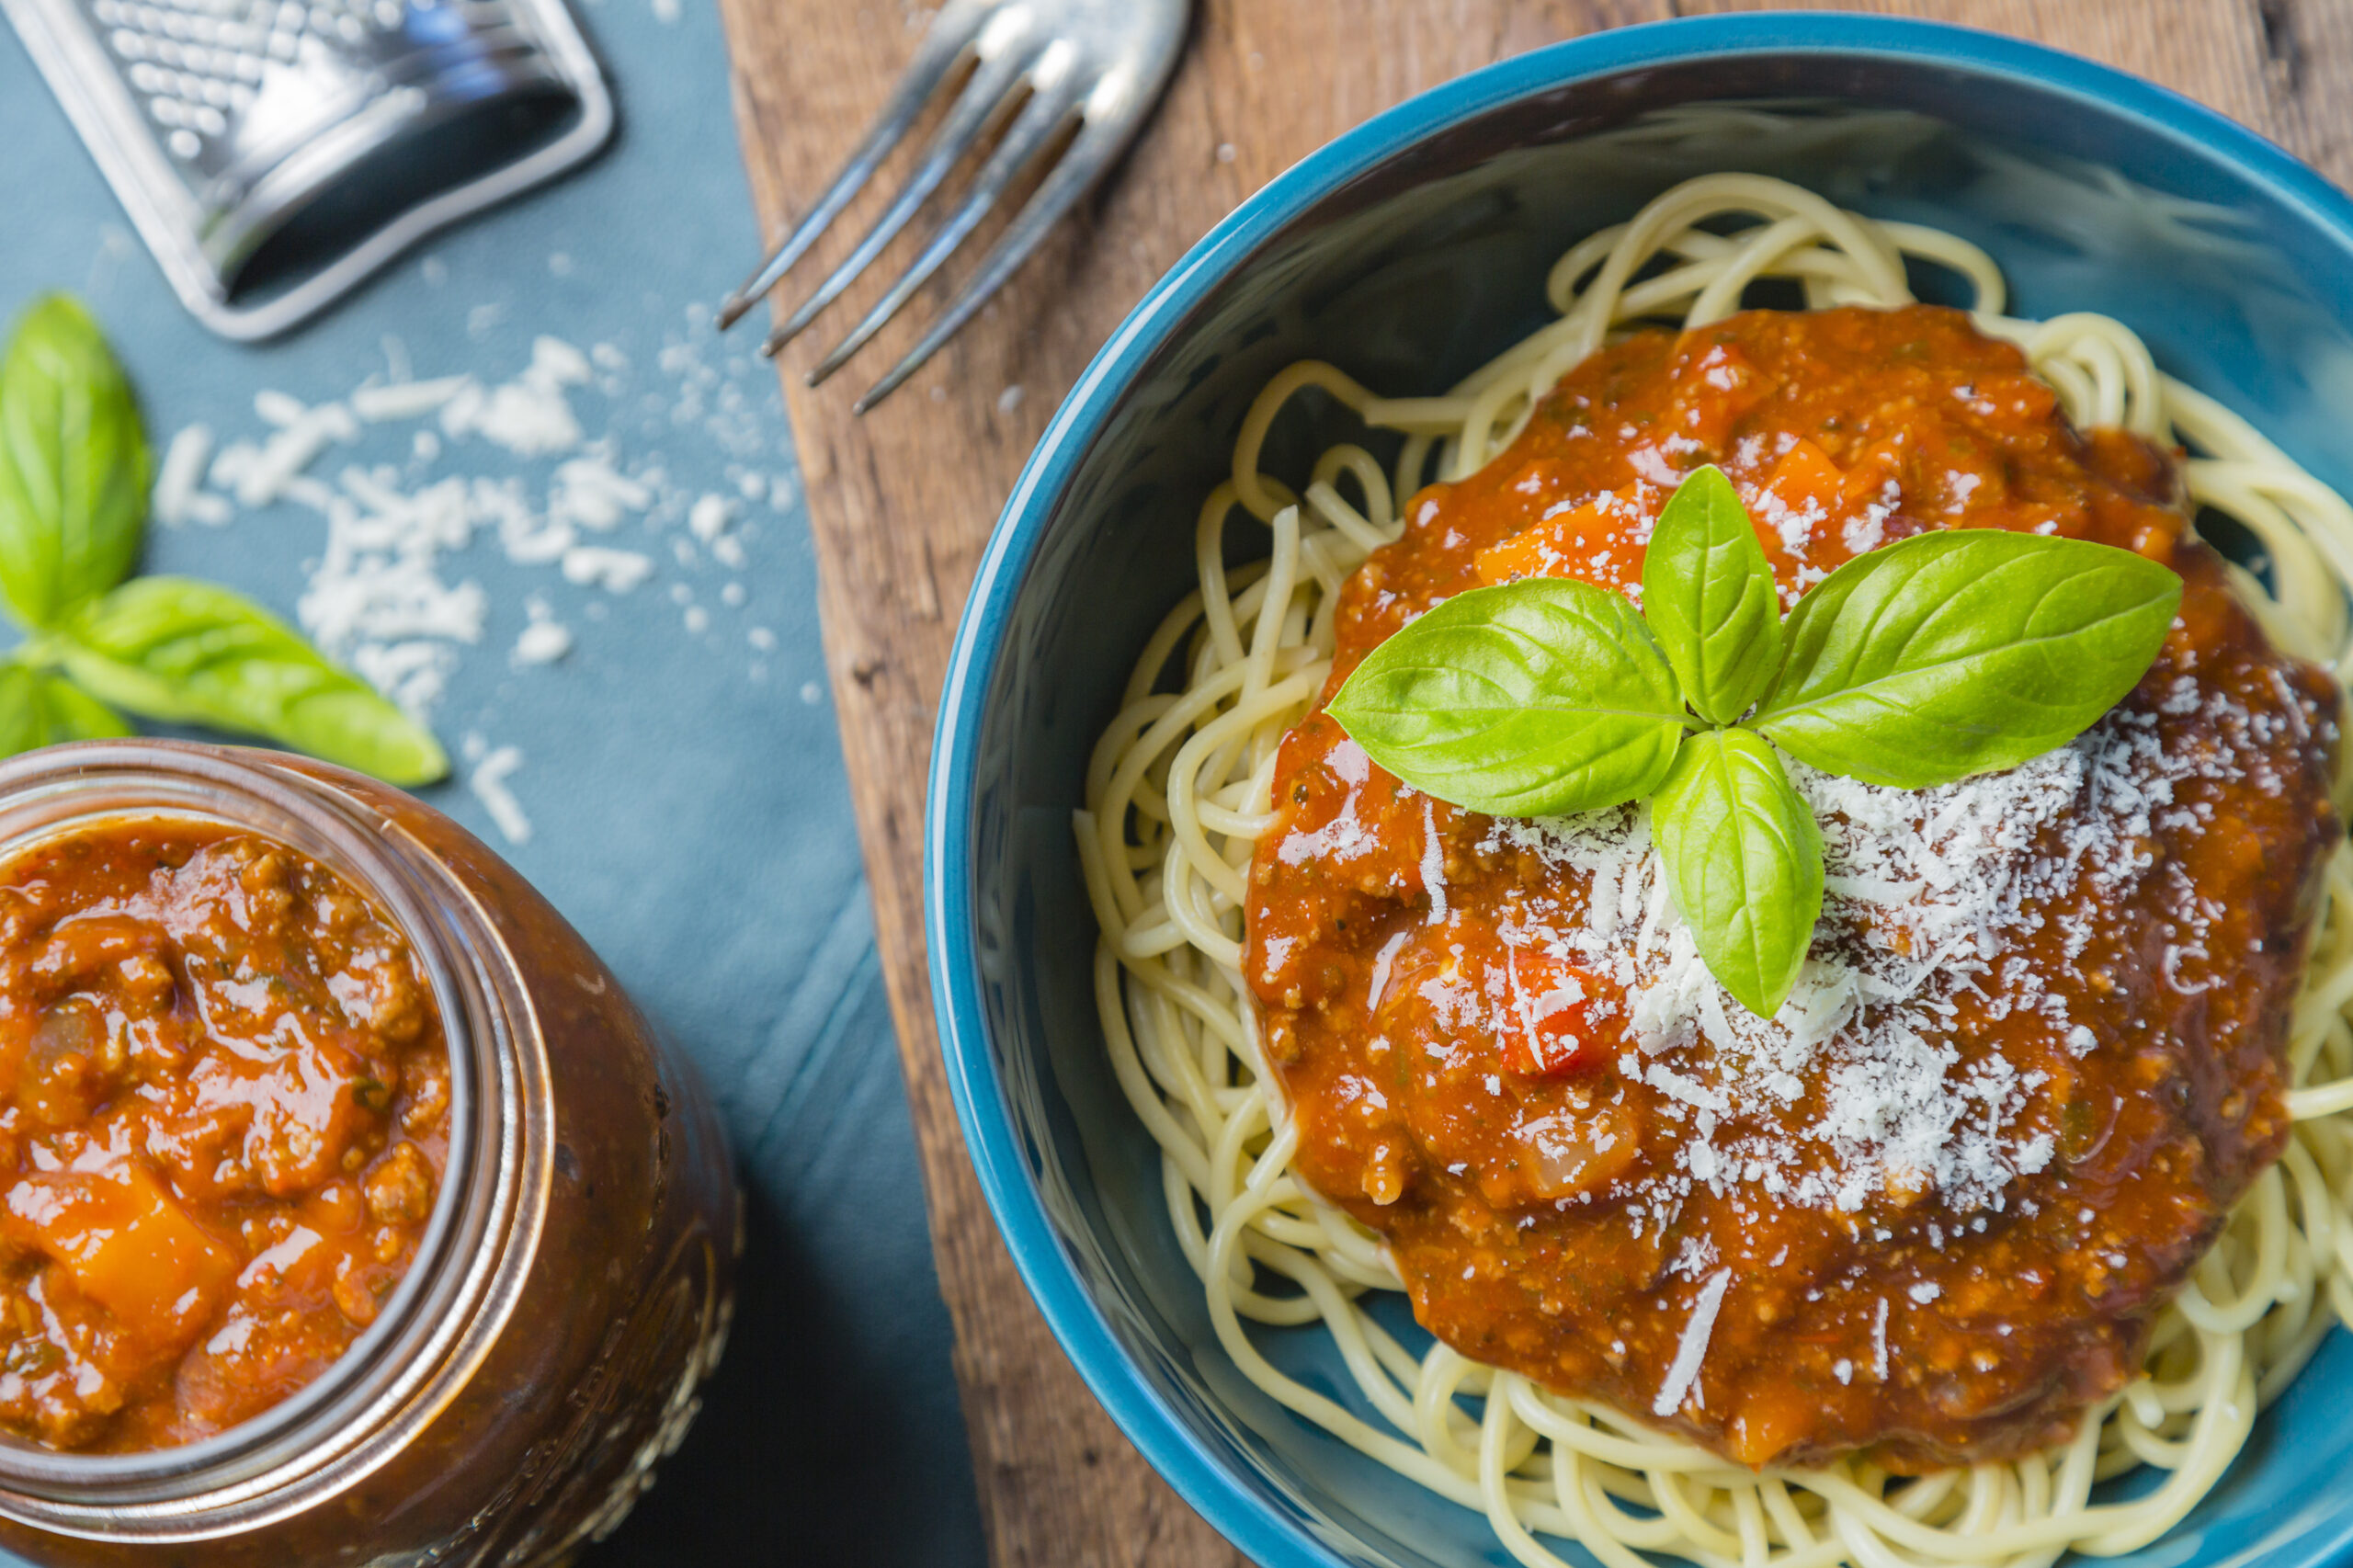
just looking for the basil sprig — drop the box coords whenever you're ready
[1324,581,1685,817]
[0,296,147,629]
[1754,528,2187,786]
[1650,729,1824,1018]
[0,296,446,784]
[1327,464,2182,1017]
[1643,467,1784,725]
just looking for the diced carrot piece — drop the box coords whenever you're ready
[5,1161,239,1354]
[1474,501,1611,585]
[1498,952,1613,1077]
[1836,440,1907,510]
[1759,437,1847,519]
[1666,343,1776,451]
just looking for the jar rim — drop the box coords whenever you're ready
[0,741,517,1509]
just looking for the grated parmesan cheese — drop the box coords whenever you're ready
[561,546,655,593]
[146,316,796,846]
[465,740,532,846]
[512,602,573,666]
[1473,691,2287,1223]
[352,375,472,423]
[1421,798,1449,926]
[153,424,214,528]
[688,494,737,544]
[1653,1268,1730,1415]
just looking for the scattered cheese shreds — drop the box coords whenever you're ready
[254,388,307,426]
[153,424,213,527]
[688,493,736,544]
[1452,688,2300,1225]
[467,744,532,846]
[1653,1268,1731,1416]
[561,546,655,593]
[352,376,472,423]
[147,320,797,846]
[514,619,573,666]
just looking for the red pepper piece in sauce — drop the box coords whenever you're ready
[1499,953,1614,1078]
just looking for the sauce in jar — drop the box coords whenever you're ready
[0,823,450,1453]
[0,744,736,1568]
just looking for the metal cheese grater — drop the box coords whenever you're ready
[4,0,611,338]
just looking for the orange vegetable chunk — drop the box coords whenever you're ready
[1473,501,1613,585]
[1758,437,1847,518]
[4,1158,239,1354]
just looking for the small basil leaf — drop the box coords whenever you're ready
[0,665,131,759]
[1752,529,2182,788]
[1326,579,1687,818]
[1642,465,1782,724]
[59,578,449,785]
[0,297,147,628]
[1650,728,1823,1018]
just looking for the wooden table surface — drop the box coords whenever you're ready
[711,2,2353,1562]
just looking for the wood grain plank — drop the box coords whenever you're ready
[710,3,2353,1562]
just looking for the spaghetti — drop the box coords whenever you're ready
[1073,174,2353,1568]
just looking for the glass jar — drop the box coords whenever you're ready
[0,740,739,1566]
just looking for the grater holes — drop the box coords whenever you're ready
[78,0,482,171]
[97,0,252,165]
[145,95,222,134]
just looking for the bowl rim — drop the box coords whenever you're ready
[925,13,2353,1567]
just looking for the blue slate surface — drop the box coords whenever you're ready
[0,4,987,1563]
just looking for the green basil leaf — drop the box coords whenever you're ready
[1325,579,1687,818]
[0,297,148,628]
[0,665,131,759]
[58,577,449,785]
[1642,464,1782,724]
[1650,728,1823,1018]
[1752,529,2182,788]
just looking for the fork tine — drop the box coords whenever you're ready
[761,40,1037,357]
[716,0,995,330]
[805,82,1085,389]
[850,114,1128,414]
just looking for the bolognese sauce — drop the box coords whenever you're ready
[1246,305,2343,1469]
[0,820,448,1453]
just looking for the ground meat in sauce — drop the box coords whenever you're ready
[0,822,449,1453]
[1245,305,2345,1471]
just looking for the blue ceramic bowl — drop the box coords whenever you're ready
[926,15,2353,1568]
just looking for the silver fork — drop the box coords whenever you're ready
[719,0,1188,413]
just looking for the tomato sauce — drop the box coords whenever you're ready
[1245,306,2344,1469]
[0,821,448,1452]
